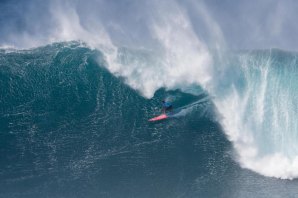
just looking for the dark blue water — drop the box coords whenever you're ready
[1,42,298,198]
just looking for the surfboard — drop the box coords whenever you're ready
[148,114,168,122]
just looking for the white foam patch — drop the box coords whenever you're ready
[240,151,298,180]
[213,53,298,179]
[100,1,213,98]
[215,91,298,179]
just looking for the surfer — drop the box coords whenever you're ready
[162,100,173,114]
[148,100,173,122]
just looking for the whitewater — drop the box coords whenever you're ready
[1,0,298,197]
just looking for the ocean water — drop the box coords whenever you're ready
[1,0,298,197]
[1,42,298,198]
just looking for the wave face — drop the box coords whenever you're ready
[0,42,229,197]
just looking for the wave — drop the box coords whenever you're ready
[1,0,298,181]
[2,41,298,180]
[0,43,218,197]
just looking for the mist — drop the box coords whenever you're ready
[1,0,298,51]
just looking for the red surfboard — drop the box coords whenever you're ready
[148,114,168,122]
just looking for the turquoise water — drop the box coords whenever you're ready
[1,42,298,197]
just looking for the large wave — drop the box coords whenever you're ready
[1,0,298,180]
